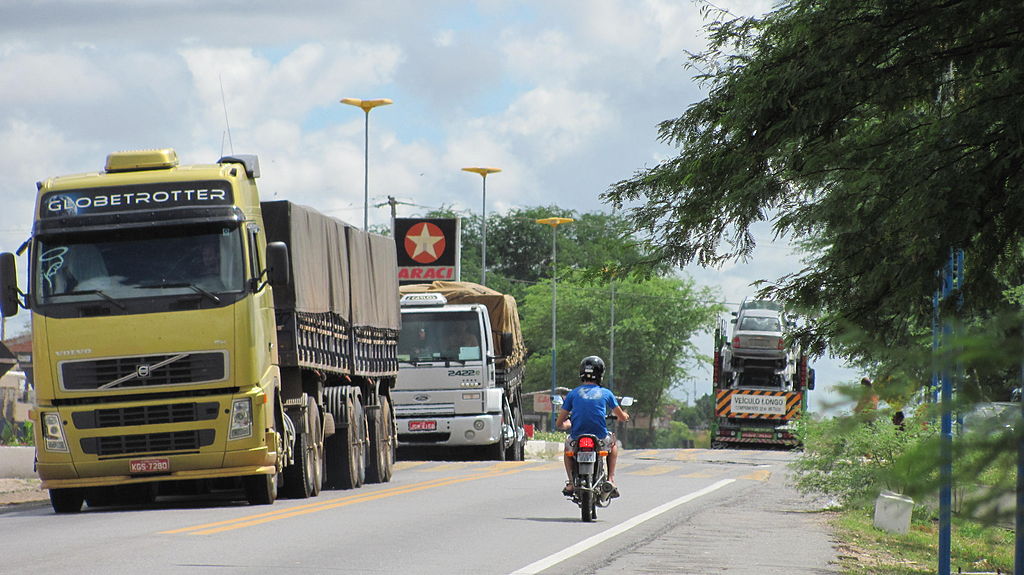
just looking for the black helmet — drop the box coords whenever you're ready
[580,356,605,384]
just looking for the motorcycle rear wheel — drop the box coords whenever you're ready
[580,475,595,522]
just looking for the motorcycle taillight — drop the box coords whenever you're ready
[578,437,596,450]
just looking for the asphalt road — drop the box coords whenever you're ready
[0,448,838,574]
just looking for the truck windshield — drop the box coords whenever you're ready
[398,311,482,362]
[34,223,245,306]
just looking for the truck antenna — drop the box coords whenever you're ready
[220,75,234,155]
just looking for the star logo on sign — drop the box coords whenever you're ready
[404,222,446,264]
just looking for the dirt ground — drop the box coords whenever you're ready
[0,478,48,506]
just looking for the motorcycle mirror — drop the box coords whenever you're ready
[619,396,635,407]
[551,395,564,407]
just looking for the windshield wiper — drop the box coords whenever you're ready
[54,290,127,310]
[139,282,221,304]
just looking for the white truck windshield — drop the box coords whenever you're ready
[398,311,482,362]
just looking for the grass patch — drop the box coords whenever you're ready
[831,505,1014,574]
[530,430,567,443]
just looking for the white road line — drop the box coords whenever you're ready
[509,478,736,575]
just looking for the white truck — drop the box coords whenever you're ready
[394,281,526,460]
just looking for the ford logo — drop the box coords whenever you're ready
[414,394,429,402]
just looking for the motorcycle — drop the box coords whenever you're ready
[562,396,634,522]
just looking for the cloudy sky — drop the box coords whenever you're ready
[0,0,858,411]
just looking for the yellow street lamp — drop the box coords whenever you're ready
[341,97,393,230]
[462,167,501,286]
[536,216,574,429]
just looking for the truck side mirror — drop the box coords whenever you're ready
[266,242,290,287]
[807,368,816,391]
[500,332,513,357]
[0,252,19,317]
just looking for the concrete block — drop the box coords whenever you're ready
[874,490,914,534]
[0,446,36,479]
[524,440,562,460]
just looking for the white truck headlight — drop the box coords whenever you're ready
[42,412,69,453]
[229,398,253,440]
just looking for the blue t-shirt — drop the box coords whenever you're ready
[562,383,619,439]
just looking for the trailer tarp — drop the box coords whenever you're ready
[261,200,350,318]
[399,281,525,366]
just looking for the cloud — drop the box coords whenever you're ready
[0,46,115,108]
[501,28,592,84]
[180,42,403,132]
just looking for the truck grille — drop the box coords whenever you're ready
[80,429,216,456]
[394,403,456,417]
[60,352,227,391]
[72,402,220,429]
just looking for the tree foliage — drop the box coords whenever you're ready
[520,275,724,425]
[604,0,1024,367]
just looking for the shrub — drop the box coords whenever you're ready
[789,411,935,506]
[0,420,34,446]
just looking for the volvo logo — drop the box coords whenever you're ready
[136,364,152,378]
[414,394,430,402]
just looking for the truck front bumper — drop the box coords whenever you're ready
[36,432,279,490]
[397,413,502,447]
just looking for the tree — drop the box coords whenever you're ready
[421,206,663,303]
[603,0,1024,370]
[674,394,716,431]
[521,275,724,428]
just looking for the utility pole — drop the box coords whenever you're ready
[387,195,397,235]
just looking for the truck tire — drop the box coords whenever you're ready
[309,396,324,495]
[325,391,365,489]
[244,472,277,505]
[284,396,323,498]
[365,396,394,484]
[50,488,85,513]
[505,404,525,461]
[489,435,507,461]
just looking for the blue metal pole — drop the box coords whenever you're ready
[938,250,954,575]
[1017,337,1023,575]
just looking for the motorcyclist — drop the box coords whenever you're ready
[555,355,629,497]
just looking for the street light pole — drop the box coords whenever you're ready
[536,217,574,430]
[462,167,501,286]
[341,97,392,231]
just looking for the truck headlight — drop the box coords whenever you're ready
[229,398,253,440]
[42,412,69,453]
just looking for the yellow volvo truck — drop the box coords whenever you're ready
[0,149,399,512]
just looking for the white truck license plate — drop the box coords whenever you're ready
[129,458,169,473]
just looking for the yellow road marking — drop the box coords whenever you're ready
[524,462,562,471]
[627,465,676,476]
[678,472,717,478]
[161,466,536,536]
[416,462,465,472]
[674,450,699,462]
[393,461,428,471]
[478,461,534,472]
[739,469,772,481]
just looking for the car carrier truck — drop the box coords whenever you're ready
[0,149,399,512]
[394,281,526,460]
[710,306,814,448]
